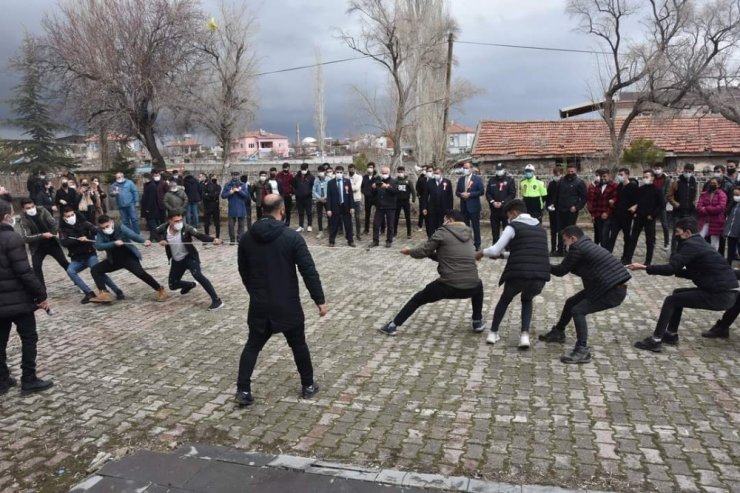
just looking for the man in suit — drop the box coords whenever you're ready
[326,165,356,247]
[456,161,485,251]
[236,195,327,406]
[423,167,454,238]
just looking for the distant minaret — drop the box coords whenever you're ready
[296,123,301,147]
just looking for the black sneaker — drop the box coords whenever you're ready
[378,323,398,336]
[662,332,679,346]
[302,383,320,399]
[369,241,379,248]
[115,290,125,301]
[81,292,95,304]
[235,391,254,407]
[385,241,392,248]
[20,377,54,394]
[538,328,565,343]
[634,337,663,353]
[208,299,225,311]
[0,376,17,395]
[702,325,730,339]
[471,320,485,333]
[180,281,199,295]
[560,346,592,364]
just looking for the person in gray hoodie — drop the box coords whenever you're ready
[478,199,550,348]
[379,209,483,335]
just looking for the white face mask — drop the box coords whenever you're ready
[463,168,471,176]
[655,169,663,176]
[64,215,76,226]
[116,178,124,183]
[496,170,505,177]
[426,172,433,178]
[318,173,324,179]
[642,178,653,186]
[367,169,374,175]
[328,173,335,179]
[5,215,16,226]
[68,184,76,189]
[25,207,37,217]
[153,176,161,182]
[301,170,308,175]
[335,173,343,179]
[734,196,740,203]
[714,172,722,179]
[102,225,114,235]
[259,176,267,182]
[174,222,184,231]
[170,186,178,192]
[381,174,390,180]
[683,172,692,179]
[397,173,405,179]
[434,174,441,180]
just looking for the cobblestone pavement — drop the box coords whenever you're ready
[1,224,739,492]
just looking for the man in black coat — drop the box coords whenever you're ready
[422,168,454,238]
[415,166,432,232]
[486,163,517,245]
[236,194,328,407]
[361,162,378,234]
[0,199,54,395]
[554,163,587,255]
[606,167,638,261]
[540,226,631,364]
[326,165,356,247]
[141,173,163,241]
[201,175,222,238]
[372,166,398,248]
[622,169,664,266]
[629,217,739,353]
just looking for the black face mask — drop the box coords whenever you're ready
[211,179,217,184]
[709,184,718,192]
[728,168,736,175]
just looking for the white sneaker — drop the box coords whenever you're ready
[307,226,313,232]
[519,332,531,349]
[486,332,500,345]
[296,227,304,232]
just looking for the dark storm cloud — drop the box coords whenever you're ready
[0,0,599,140]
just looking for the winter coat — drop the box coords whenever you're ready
[724,202,740,238]
[163,189,189,216]
[95,224,147,262]
[375,177,398,210]
[238,217,325,332]
[647,233,738,292]
[486,175,517,209]
[17,207,60,255]
[34,188,55,213]
[551,235,631,301]
[153,223,214,262]
[202,181,222,209]
[221,179,249,217]
[55,187,79,211]
[277,170,294,196]
[554,174,587,212]
[0,223,46,317]
[293,173,315,200]
[141,181,163,220]
[60,215,99,260]
[183,175,202,203]
[409,222,480,290]
[634,184,665,219]
[110,179,139,208]
[587,181,617,219]
[697,190,727,236]
[613,179,639,219]
[667,174,697,217]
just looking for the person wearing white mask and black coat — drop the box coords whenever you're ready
[293,163,315,233]
[361,162,378,234]
[606,168,638,261]
[486,162,517,245]
[371,166,398,248]
[55,178,79,219]
[622,170,664,266]
[723,186,740,263]
[422,168,454,238]
[0,199,54,395]
[141,173,164,241]
[154,212,224,310]
[17,198,71,288]
[416,165,432,232]
[326,166,356,247]
[394,166,416,239]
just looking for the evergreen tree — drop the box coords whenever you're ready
[1,35,74,173]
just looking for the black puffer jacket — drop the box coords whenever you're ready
[647,234,738,292]
[238,216,325,332]
[551,235,631,300]
[0,223,46,317]
[60,215,99,260]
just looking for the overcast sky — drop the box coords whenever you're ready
[0,0,602,141]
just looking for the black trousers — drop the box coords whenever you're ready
[426,211,443,238]
[32,242,70,287]
[625,216,656,264]
[490,280,546,333]
[547,210,558,251]
[203,204,220,238]
[316,201,326,231]
[393,279,484,326]
[715,290,740,329]
[490,209,508,246]
[168,255,219,302]
[145,216,160,241]
[228,216,245,243]
[91,255,161,292]
[237,322,313,392]
[462,209,482,250]
[727,236,739,263]
[394,201,412,238]
[593,217,611,247]
[556,210,578,253]
[374,208,395,243]
[554,286,627,347]
[352,201,362,238]
[363,196,375,233]
[653,288,737,339]
[0,313,38,382]
[417,203,425,228]
[657,207,670,248]
[607,214,632,258]
[329,211,354,243]
[296,197,313,228]
[283,195,293,226]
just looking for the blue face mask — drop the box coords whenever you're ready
[524,172,533,179]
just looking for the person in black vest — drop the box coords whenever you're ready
[0,199,54,395]
[326,166,356,247]
[236,195,327,406]
[422,168,454,238]
[361,162,378,234]
[394,166,416,239]
[540,226,631,364]
[622,170,664,265]
[478,199,550,348]
[486,162,517,245]
[629,217,739,352]
[606,167,638,261]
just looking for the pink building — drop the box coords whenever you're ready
[231,129,290,159]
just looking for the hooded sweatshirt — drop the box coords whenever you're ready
[409,222,480,289]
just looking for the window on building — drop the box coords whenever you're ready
[248,143,255,149]
[260,141,273,149]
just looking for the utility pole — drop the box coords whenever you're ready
[440,32,454,169]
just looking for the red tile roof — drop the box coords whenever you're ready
[472,116,740,158]
[237,130,289,140]
[448,122,475,134]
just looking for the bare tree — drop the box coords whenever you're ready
[42,0,206,167]
[314,48,327,158]
[341,0,455,168]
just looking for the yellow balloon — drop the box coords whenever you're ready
[207,17,218,32]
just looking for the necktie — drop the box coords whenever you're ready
[338,180,343,204]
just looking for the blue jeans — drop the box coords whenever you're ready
[67,255,120,294]
[186,202,200,226]
[118,204,140,234]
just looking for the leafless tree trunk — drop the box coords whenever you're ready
[314,48,327,158]
[42,0,207,167]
